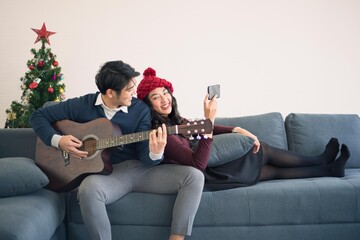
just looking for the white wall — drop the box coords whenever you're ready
[1,0,359,128]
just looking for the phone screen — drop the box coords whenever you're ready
[207,84,220,100]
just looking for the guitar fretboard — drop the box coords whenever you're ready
[96,126,178,149]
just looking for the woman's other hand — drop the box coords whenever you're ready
[252,138,261,154]
[232,127,261,154]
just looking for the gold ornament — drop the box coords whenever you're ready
[59,88,64,93]
[55,97,60,102]
[7,112,17,121]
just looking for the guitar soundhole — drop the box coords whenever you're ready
[81,138,98,157]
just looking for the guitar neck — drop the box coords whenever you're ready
[96,125,178,150]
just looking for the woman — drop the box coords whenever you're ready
[137,67,350,191]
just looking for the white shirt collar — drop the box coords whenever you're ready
[95,93,128,118]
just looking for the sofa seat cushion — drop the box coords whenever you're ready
[285,113,360,168]
[67,172,360,229]
[195,174,360,226]
[0,189,65,240]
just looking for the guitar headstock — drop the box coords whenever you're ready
[177,119,213,139]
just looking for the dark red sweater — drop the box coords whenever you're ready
[163,124,234,171]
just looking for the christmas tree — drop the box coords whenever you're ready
[5,23,66,128]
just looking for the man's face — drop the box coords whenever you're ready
[110,78,137,108]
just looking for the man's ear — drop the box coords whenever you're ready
[105,89,114,98]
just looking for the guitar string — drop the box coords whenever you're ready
[81,121,210,152]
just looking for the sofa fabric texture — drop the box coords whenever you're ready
[0,112,360,240]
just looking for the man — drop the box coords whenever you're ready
[30,60,204,240]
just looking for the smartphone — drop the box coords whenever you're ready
[207,84,220,100]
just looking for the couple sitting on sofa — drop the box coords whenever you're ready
[30,60,349,240]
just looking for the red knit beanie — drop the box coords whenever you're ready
[137,67,174,100]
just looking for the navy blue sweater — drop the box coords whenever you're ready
[30,92,162,165]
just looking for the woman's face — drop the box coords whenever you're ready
[148,87,172,117]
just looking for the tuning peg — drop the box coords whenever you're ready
[189,136,194,140]
[196,135,201,140]
[203,135,208,139]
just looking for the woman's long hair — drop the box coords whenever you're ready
[142,88,183,128]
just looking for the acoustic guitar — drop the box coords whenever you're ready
[35,118,213,192]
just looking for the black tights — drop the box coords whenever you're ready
[259,138,350,181]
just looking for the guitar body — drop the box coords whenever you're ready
[35,118,119,192]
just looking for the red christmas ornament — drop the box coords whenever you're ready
[31,23,56,45]
[47,87,54,93]
[29,82,39,89]
[38,61,44,67]
[29,65,34,70]
[52,61,58,67]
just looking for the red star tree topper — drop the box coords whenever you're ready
[31,22,56,45]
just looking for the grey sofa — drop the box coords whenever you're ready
[1,112,360,240]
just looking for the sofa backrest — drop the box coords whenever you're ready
[216,112,288,150]
[0,128,37,160]
[285,113,360,168]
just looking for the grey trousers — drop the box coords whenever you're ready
[77,160,204,240]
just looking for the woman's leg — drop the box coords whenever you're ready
[259,144,350,181]
[260,138,340,167]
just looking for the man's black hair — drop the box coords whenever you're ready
[95,60,140,94]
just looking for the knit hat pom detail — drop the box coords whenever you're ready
[143,67,156,77]
[137,67,174,100]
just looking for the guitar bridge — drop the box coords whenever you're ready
[62,150,70,166]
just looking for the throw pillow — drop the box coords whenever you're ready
[208,133,254,167]
[0,157,49,197]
